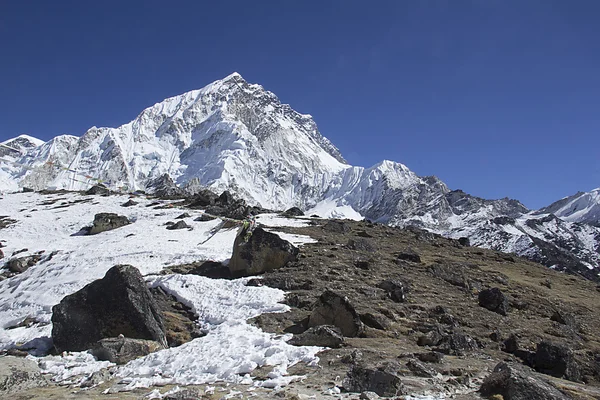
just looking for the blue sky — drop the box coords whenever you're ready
[1,1,598,209]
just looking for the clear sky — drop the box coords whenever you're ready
[1,1,598,209]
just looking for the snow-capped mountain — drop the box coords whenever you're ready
[537,188,600,227]
[0,73,598,280]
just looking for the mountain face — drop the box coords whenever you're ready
[538,188,600,227]
[1,74,598,281]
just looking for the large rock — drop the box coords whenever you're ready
[5,254,42,273]
[480,362,570,400]
[343,362,405,397]
[308,290,362,337]
[535,341,580,382]
[228,227,298,277]
[0,356,47,394]
[88,213,131,235]
[478,287,509,316]
[51,265,166,352]
[288,325,345,348]
[91,336,164,364]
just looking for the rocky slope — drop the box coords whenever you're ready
[0,74,598,281]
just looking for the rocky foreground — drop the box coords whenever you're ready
[1,190,600,399]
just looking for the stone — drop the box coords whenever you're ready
[0,356,47,394]
[282,207,304,217]
[308,290,362,337]
[550,310,578,330]
[323,220,351,233]
[166,220,191,230]
[480,362,570,400]
[288,325,345,348]
[396,249,421,263]
[91,337,164,364]
[502,334,519,354]
[343,362,405,397]
[5,254,41,273]
[121,199,138,207]
[51,265,166,352]
[359,313,389,330]
[535,341,580,382]
[85,185,111,196]
[377,279,408,303]
[175,212,191,219]
[458,237,470,246]
[163,388,203,400]
[359,392,380,400]
[478,287,509,316]
[228,227,298,277]
[147,174,185,199]
[88,213,131,235]
[150,286,204,347]
[406,359,438,378]
[438,332,480,356]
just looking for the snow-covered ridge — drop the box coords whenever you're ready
[538,188,600,227]
[1,73,598,278]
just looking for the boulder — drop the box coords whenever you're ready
[121,199,138,207]
[535,341,580,382]
[429,264,473,290]
[377,279,408,303]
[478,287,509,316]
[308,290,362,337]
[5,254,42,273]
[343,362,405,397]
[288,325,345,348]
[406,359,438,378]
[437,332,480,356]
[228,227,298,277]
[166,220,191,230]
[396,249,421,263]
[85,185,111,196]
[458,237,470,246]
[282,207,304,217]
[91,336,164,364]
[480,362,570,400]
[0,356,47,394]
[175,212,191,219]
[51,265,166,352]
[88,213,131,235]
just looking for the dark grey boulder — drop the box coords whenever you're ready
[146,174,185,199]
[121,199,138,207]
[228,227,298,277]
[308,290,362,337]
[535,341,581,382]
[288,325,345,348]
[282,207,304,217]
[0,356,47,394]
[91,336,164,364]
[478,287,509,316]
[85,185,111,196]
[396,249,421,263]
[480,362,570,400]
[343,362,405,397]
[51,265,166,352]
[88,213,131,235]
[166,220,191,230]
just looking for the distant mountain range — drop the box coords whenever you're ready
[1,73,598,281]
